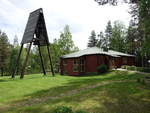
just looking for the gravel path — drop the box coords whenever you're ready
[114,68,150,75]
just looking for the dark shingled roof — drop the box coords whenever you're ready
[61,47,135,58]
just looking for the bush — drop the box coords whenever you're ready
[124,65,150,73]
[121,65,127,69]
[137,78,141,83]
[52,106,89,113]
[97,64,108,74]
[126,65,136,71]
[142,79,146,85]
[136,67,143,72]
[143,68,150,73]
[136,67,150,73]
[141,67,150,73]
[52,106,73,113]
[75,110,87,113]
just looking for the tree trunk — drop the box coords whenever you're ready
[141,56,144,67]
[1,68,3,76]
[145,54,148,67]
[148,55,150,68]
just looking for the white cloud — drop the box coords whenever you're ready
[0,0,131,49]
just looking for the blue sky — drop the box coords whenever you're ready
[0,0,131,49]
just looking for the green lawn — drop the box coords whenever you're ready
[0,71,150,113]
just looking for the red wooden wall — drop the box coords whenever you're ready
[60,55,135,76]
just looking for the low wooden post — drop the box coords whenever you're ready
[46,44,54,76]
[20,42,32,79]
[38,45,46,75]
[11,44,24,78]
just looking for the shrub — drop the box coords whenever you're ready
[137,78,141,83]
[125,65,150,73]
[142,79,146,85]
[136,67,143,72]
[121,65,127,69]
[75,110,88,113]
[52,106,73,113]
[52,106,89,113]
[137,67,150,73]
[141,67,150,73]
[97,64,108,74]
[126,65,136,71]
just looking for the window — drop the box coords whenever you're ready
[123,57,127,64]
[63,59,67,65]
[80,65,85,72]
[80,58,85,72]
[80,58,84,65]
[73,65,79,72]
[73,59,79,72]
[74,59,79,65]
[111,57,115,65]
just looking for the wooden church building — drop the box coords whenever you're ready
[60,47,135,75]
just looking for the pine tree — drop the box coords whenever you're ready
[87,30,97,47]
[104,21,112,50]
[13,35,19,47]
[0,30,10,76]
[97,31,104,48]
[126,20,139,54]
[139,0,150,67]
[9,46,19,75]
[110,21,126,52]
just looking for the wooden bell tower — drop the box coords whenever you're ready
[12,8,54,79]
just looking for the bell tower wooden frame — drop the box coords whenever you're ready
[12,8,54,79]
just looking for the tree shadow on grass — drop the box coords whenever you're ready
[100,82,150,113]
[0,79,8,82]
[4,71,150,113]
[11,71,145,97]
[16,71,143,98]
[0,77,16,82]
[14,81,150,113]
[0,74,52,83]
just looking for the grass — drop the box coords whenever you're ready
[0,71,150,113]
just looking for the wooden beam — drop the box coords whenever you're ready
[46,44,54,76]
[38,45,46,75]
[20,42,32,79]
[11,44,24,78]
